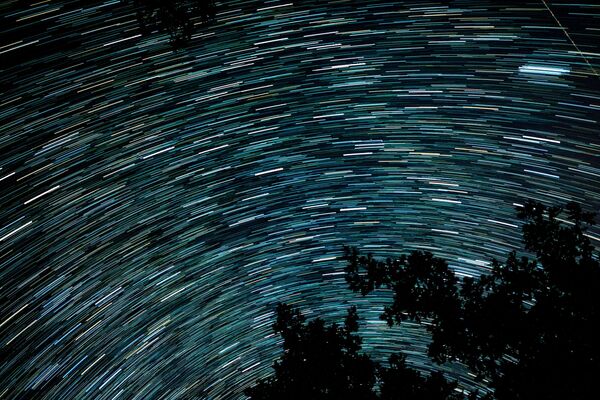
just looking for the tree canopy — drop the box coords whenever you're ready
[244,304,377,400]
[245,304,466,400]
[127,0,216,47]
[246,200,599,399]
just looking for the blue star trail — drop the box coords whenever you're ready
[1,0,599,399]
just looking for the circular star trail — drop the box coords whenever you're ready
[1,1,599,399]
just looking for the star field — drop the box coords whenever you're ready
[1,1,599,399]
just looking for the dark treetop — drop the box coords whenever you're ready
[248,201,599,399]
[245,304,465,400]
[127,0,216,46]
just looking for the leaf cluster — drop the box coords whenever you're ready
[344,200,599,399]
[246,304,470,400]
[126,0,216,47]
[245,304,377,400]
[246,201,598,399]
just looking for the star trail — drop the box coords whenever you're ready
[1,0,599,399]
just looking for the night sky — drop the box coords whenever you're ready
[1,0,599,399]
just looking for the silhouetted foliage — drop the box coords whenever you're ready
[245,304,465,400]
[126,0,216,47]
[379,353,465,400]
[345,200,599,399]
[245,304,377,400]
[247,201,597,399]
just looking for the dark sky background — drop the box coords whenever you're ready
[1,1,599,399]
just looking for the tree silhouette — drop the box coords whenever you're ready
[247,201,598,399]
[126,0,216,47]
[245,304,377,400]
[344,200,599,399]
[245,304,464,400]
[379,353,467,400]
